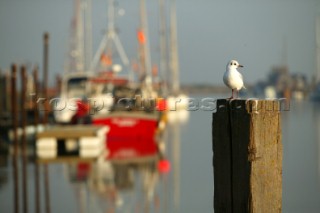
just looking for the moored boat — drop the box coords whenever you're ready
[53,72,94,124]
[91,85,164,163]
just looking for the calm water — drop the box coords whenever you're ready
[1,95,320,212]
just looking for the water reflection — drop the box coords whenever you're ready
[66,159,161,212]
[281,100,320,212]
[0,110,189,213]
[312,102,320,181]
[63,110,188,213]
[2,100,320,212]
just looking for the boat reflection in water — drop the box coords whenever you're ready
[67,158,162,212]
[63,109,188,213]
[64,138,173,212]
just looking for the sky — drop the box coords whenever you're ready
[0,0,320,86]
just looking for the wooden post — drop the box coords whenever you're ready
[21,65,29,213]
[55,74,62,95]
[33,66,39,128]
[11,64,19,213]
[43,33,51,213]
[43,32,49,125]
[11,64,18,154]
[212,99,282,213]
[33,66,41,213]
[5,70,11,112]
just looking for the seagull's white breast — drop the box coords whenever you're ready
[223,69,244,91]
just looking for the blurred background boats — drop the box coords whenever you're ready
[0,0,190,212]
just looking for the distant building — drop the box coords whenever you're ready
[254,65,308,100]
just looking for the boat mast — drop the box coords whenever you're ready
[66,0,84,73]
[170,0,180,95]
[65,0,92,73]
[83,0,93,72]
[140,0,153,93]
[91,0,130,78]
[159,0,168,97]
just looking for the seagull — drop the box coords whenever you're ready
[223,59,245,99]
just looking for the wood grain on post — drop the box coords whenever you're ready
[212,99,282,213]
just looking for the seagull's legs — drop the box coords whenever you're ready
[228,89,234,99]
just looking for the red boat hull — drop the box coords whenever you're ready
[92,112,160,162]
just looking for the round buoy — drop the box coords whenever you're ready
[157,159,171,174]
[156,98,167,111]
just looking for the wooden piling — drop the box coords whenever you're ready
[33,66,39,128]
[6,70,11,112]
[11,64,19,156]
[56,74,62,95]
[43,32,49,125]
[42,33,51,213]
[21,65,29,213]
[20,67,27,138]
[212,99,282,213]
[11,64,19,213]
[33,67,41,213]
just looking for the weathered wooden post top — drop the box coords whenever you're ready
[212,99,283,213]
